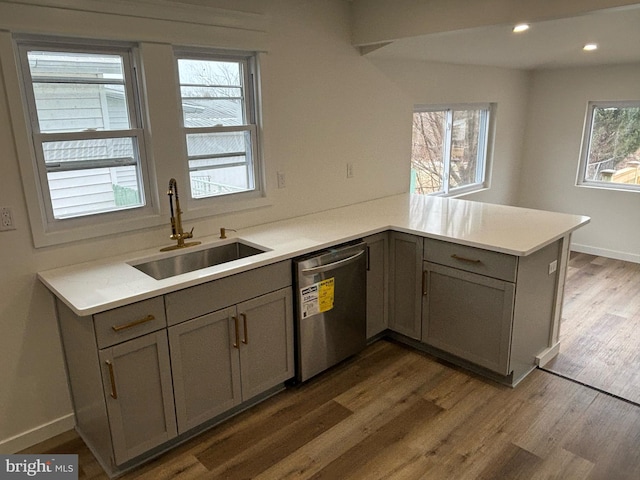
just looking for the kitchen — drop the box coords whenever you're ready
[1,0,640,477]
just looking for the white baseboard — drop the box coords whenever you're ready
[571,244,640,264]
[0,413,75,454]
[536,342,561,367]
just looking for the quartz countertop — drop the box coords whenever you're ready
[38,194,590,316]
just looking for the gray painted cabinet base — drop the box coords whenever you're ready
[365,233,389,339]
[388,231,423,339]
[56,260,293,477]
[169,288,294,434]
[419,237,562,385]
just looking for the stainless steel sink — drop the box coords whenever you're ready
[131,240,268,280]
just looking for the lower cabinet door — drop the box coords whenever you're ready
[237,288,294,400]
[365,232,388,339]
[422,262,515,375]
[99,331,177,465]
[168,308,242,434]
[389,232,423,339]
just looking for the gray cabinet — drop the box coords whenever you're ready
[388,231,422,339]
[168,288,294,434]
[421,262,515,374]
[421,237,561,382]
[364,233,388,339]
[98,331,177,464]
[168,308,241,433]
[237,289,294,399]
[57,297,176,472]
[57,260,293,476]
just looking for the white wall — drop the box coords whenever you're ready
[0,0,411,451]
[518,64,640,262]
[368,58,531,205]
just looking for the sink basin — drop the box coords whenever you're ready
[131,240,268,280]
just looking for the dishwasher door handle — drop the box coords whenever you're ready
[301,250,365,275]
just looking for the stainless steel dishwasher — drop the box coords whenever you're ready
[293,240,367,382]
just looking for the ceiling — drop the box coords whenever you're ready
[364,5,640,70]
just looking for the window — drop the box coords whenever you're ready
[175,50,260,200]
[578,102,640,191]
[17,41,151,221]
[411,104,492,195]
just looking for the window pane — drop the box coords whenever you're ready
[27,51,130,133]
[411,111,445,194]
[48,165,142,219]
[190,165,252,198]
[186,131,254,198]
[178,59,245,127]
[42,137,136,168]
[449,110,482,190]
[42,137,143,219]
[186,131,247,157]
[584,106,640,185]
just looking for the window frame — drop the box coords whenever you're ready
[12,35,159,244]
[577,100,640,193]
[411,103,493,197]
[173,47,263,203]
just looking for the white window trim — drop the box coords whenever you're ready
[3,34,163,247]
[412,103,494,197]
[2,33,270,248]
[173,47,267,216]
[577,100,640,193]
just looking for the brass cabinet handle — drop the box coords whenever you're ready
[241,313,248,345]
[422,270,428,296]
[232,316,240,349]
[105,360,118,399]
[451,254,482,264]
[112,314,155,332]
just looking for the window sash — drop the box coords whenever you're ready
[176,50,259,200]
[412,105,490,196]
[578,101,640,191]
[18,40,150,223]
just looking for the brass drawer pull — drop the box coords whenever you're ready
[241,313,248,345]
[451,254,482,264]
[233,316,240,349]
[105,360,118,399]
[111,314,155,332]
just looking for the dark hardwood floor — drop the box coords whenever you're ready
[23,339,640,479]
[544,252,640,405]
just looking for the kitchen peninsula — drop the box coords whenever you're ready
[38,194,589,477]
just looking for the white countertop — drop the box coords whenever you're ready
[38,194,590,316]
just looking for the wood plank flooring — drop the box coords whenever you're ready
[22,340,640,479]
[544,252,640,405]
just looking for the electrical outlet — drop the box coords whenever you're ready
[548,260,557,275]
[277,171,286,189]
[347,163,354,178]
[0,207,15,231]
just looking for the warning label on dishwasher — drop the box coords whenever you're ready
[300,278,335,318]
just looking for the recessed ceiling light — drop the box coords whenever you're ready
[583,43,598,51]
[512,23,530,33]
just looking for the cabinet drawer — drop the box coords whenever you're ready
[165,260,292,326]
[94,297,167,349]
[423,238,517,282]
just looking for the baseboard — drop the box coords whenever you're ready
[536,342,561,367]
[0,413,75,454]
[571,244,640,264]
